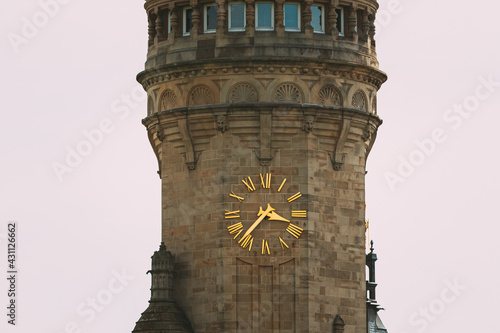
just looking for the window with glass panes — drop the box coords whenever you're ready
[183,7,193,35]
[335,8,344,35]
[229,3,246,31]
[311,5,324,33]
[284,3,300,31]
[204,4,218,32]
[256,2,274,30]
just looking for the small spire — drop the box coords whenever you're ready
[159,241,166,251]
[370,240,374,253]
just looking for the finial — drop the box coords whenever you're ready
[370,240,374,253]
[159,241,166,251]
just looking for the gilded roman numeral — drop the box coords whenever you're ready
[261,239,270,255]
[229,191,244,202]
[291,210,307,218]
[286,223,303,238]
[227,222,243,235]
[278,178,287,192]
[287,192,302,202]
[279,237,289,250]
[260,173,272,189]
[242,177,256,192]
[225,210,240,219]
[240,234,253,250]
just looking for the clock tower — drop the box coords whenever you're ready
[133,0,387,332]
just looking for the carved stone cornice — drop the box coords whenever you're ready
[137,59,387,91]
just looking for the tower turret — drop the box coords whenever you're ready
[135,0,387,331]
[132,243,193,332]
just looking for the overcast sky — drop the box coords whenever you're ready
[1,0,499,332]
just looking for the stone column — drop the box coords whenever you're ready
[154,9,164,44]
[216,0,227,37]
[245,0,255,35]
[361,10,369,42]
[275,0,285,36]
[348,4,358,43]
[148,12,156,47]
[368,11,376,47]
[328,0,339,40]
[190,0,200,39]
[168,4,178,44]
[303,0,313,38]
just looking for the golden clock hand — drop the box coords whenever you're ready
[257,206,290,222]
[239,204,275,243]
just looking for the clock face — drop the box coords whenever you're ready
[225,173,306,255]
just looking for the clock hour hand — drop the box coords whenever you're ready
[239,204,275,243]
[257,206,290,222]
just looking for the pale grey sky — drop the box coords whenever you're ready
[1,0,498,332]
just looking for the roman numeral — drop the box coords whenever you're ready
[260,173,272,189]
[229,191,244,202]
[241,177,256,192]
[291,210,307,218]
[240,234,253,250]
[261,239,270,255]
[278,178,287,192]
[286,223,303,238]
[225,210,240,219]
[287,192,302,202]
[227,222,243,233]
[279,237,289,250]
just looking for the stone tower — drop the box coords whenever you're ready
[134,0,387,331]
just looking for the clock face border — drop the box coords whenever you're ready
[225,173,306,255]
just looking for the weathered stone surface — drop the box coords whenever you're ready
[136,0,387,332]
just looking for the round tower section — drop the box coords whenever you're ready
[137,0,387,332]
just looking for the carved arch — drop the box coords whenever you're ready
[159,89,178,111]
[187,84,215,106]
[272,82,304,103]
[227,82,259,103]
[318,85,342,106]
[352,90,367,111]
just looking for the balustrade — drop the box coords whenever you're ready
[146,0,377,51]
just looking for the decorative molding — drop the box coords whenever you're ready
[138,64,386,91]
[155,123,165,142]
[216,114,229,133]
[159,89,178,111]
[332,314,345,333]
[352,90,367,111]
[177,118,199,170]
[318,85,342,106]
[256,111,276,166]
[147,96,155,115]
[210,78,230,90]
[227,82,258,103]
[188,84,215,106]
[273,82,303,103]
[254,149,278,166]
[330,114,351,170]
[256,78,274,89]
[302,115,315,133]
[365,128,377,159]
[362,125,371,142]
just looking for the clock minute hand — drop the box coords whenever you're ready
[239,204,275,243]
